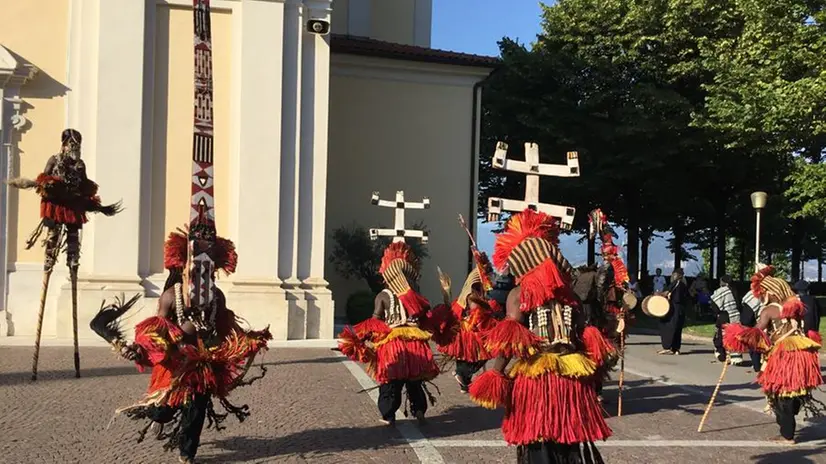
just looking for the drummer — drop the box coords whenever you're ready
[658,269,689,355]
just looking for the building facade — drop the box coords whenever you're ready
[0,0,495,341]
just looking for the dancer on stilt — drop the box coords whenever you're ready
[469,208,615,463]
[338,190,439,425]
[581,208,631,404]
[7,128,122,380]
[722,266,823,445]
[428,215,499,393]
[89,2,272,462]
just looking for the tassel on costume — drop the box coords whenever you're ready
[781,297,806,320]
[397,289,430,318]
[374,334,439,383]
[133,316,185,367]
[352,317,391,342]
[581,325,618,367]
[338,326,376,363]
[483,319,542,359]
[808,330,823,345]
[723,323,770,354]
[514,260,576,311]
[422,303,457,345]
[468,370,512,409]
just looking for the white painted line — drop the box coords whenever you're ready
[0,336,339,349]
[337,353,445,464]
[425,439,826,449]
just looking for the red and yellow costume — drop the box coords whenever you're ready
[469,209,613,462]
[114,231,271,452]
[724,266,822,441]
[338,242,439,422]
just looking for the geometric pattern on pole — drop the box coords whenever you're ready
[369,191,430,243]
[486,141,580,229]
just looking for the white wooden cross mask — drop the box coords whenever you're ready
[369,191,430,243]
[486,142,580,230]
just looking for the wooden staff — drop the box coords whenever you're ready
[698,355,730,432]
[617,322,626,417]
[31,268,53,381]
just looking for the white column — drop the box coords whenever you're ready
[298,0,334,339]
[57,0,147,339]
[226,0,288,338]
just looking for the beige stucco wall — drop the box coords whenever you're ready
[0,0,69,264]
[327,56,487,316]
[149,5,233,275]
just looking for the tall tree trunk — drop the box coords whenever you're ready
[818,248,823,283]
[673,221,683,271]
[640,227,651,277]
[715,215,726,280]
[791,219,803,282]
[587,235,595,266]
[627,223,640,280]
[738,237,747,281]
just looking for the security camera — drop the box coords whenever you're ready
[306,19,330,35]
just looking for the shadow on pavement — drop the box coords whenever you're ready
[605,378,757,417]
[419,405,501,437]
[752,448,821,464]
[0,366,143,385]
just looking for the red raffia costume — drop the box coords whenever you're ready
[8,129,122,380]
[469,209,613,463]
[338,242,440,423]
[723,266,823,441]
[91,231,271,460]
[429,250,500,392]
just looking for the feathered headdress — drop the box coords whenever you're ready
[493,209,574,311]
[164,227,238,274]
[457,251,493,309]
[378,242,428,317]
[750,265,804,319]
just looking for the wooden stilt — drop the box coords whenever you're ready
[70,266,80,378]
[31,268,53,381]
[698,355,730,432]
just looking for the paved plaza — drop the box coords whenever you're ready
[1,333,825,463]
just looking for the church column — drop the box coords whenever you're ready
[226,0,288,338]
[279,0,309,339]
[58,0,147,339]
[297,0,334,339]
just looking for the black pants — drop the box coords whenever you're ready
[517,441,604,464]
[378,380,427,420]
[659,306,685,352]
[148,394,209,459]
[455,360,486,389]
[713,312,730,361]
[775,397,803,440]
[750,351,762,372]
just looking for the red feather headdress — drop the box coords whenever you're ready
[750,266,803,319]
[163,228,238,275]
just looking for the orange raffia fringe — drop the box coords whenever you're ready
[781,297,805,320]
[352,317,391,343]
[134,316,185,368]
[502,365,612,445]
[483,319,542,359]
[517,259,576,311]
[374,332,439,384]
[611,259,629,286]
[808,330,823,345]
[421,303,458,346]
[338,326,375,364]
[468,370,512,410]
[163,230,238,274]
[379,242,420,274]
[759,336,822,396]
[581,325,618,367]
[398,289,430,318]
[750,266,775,298]
[722,323,771,354]
[492,209,561,271]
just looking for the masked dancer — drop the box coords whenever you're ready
[724,266,823,444]
[338,191,439,425]
[469,209,614,463]
[8,128,122,380]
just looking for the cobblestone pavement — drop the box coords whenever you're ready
[1,333,824,463]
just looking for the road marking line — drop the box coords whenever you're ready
[423,439,826,448]
[337,354,445,464]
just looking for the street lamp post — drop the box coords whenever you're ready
[750,192,768,271]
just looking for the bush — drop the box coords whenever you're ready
[346,291,376,325]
